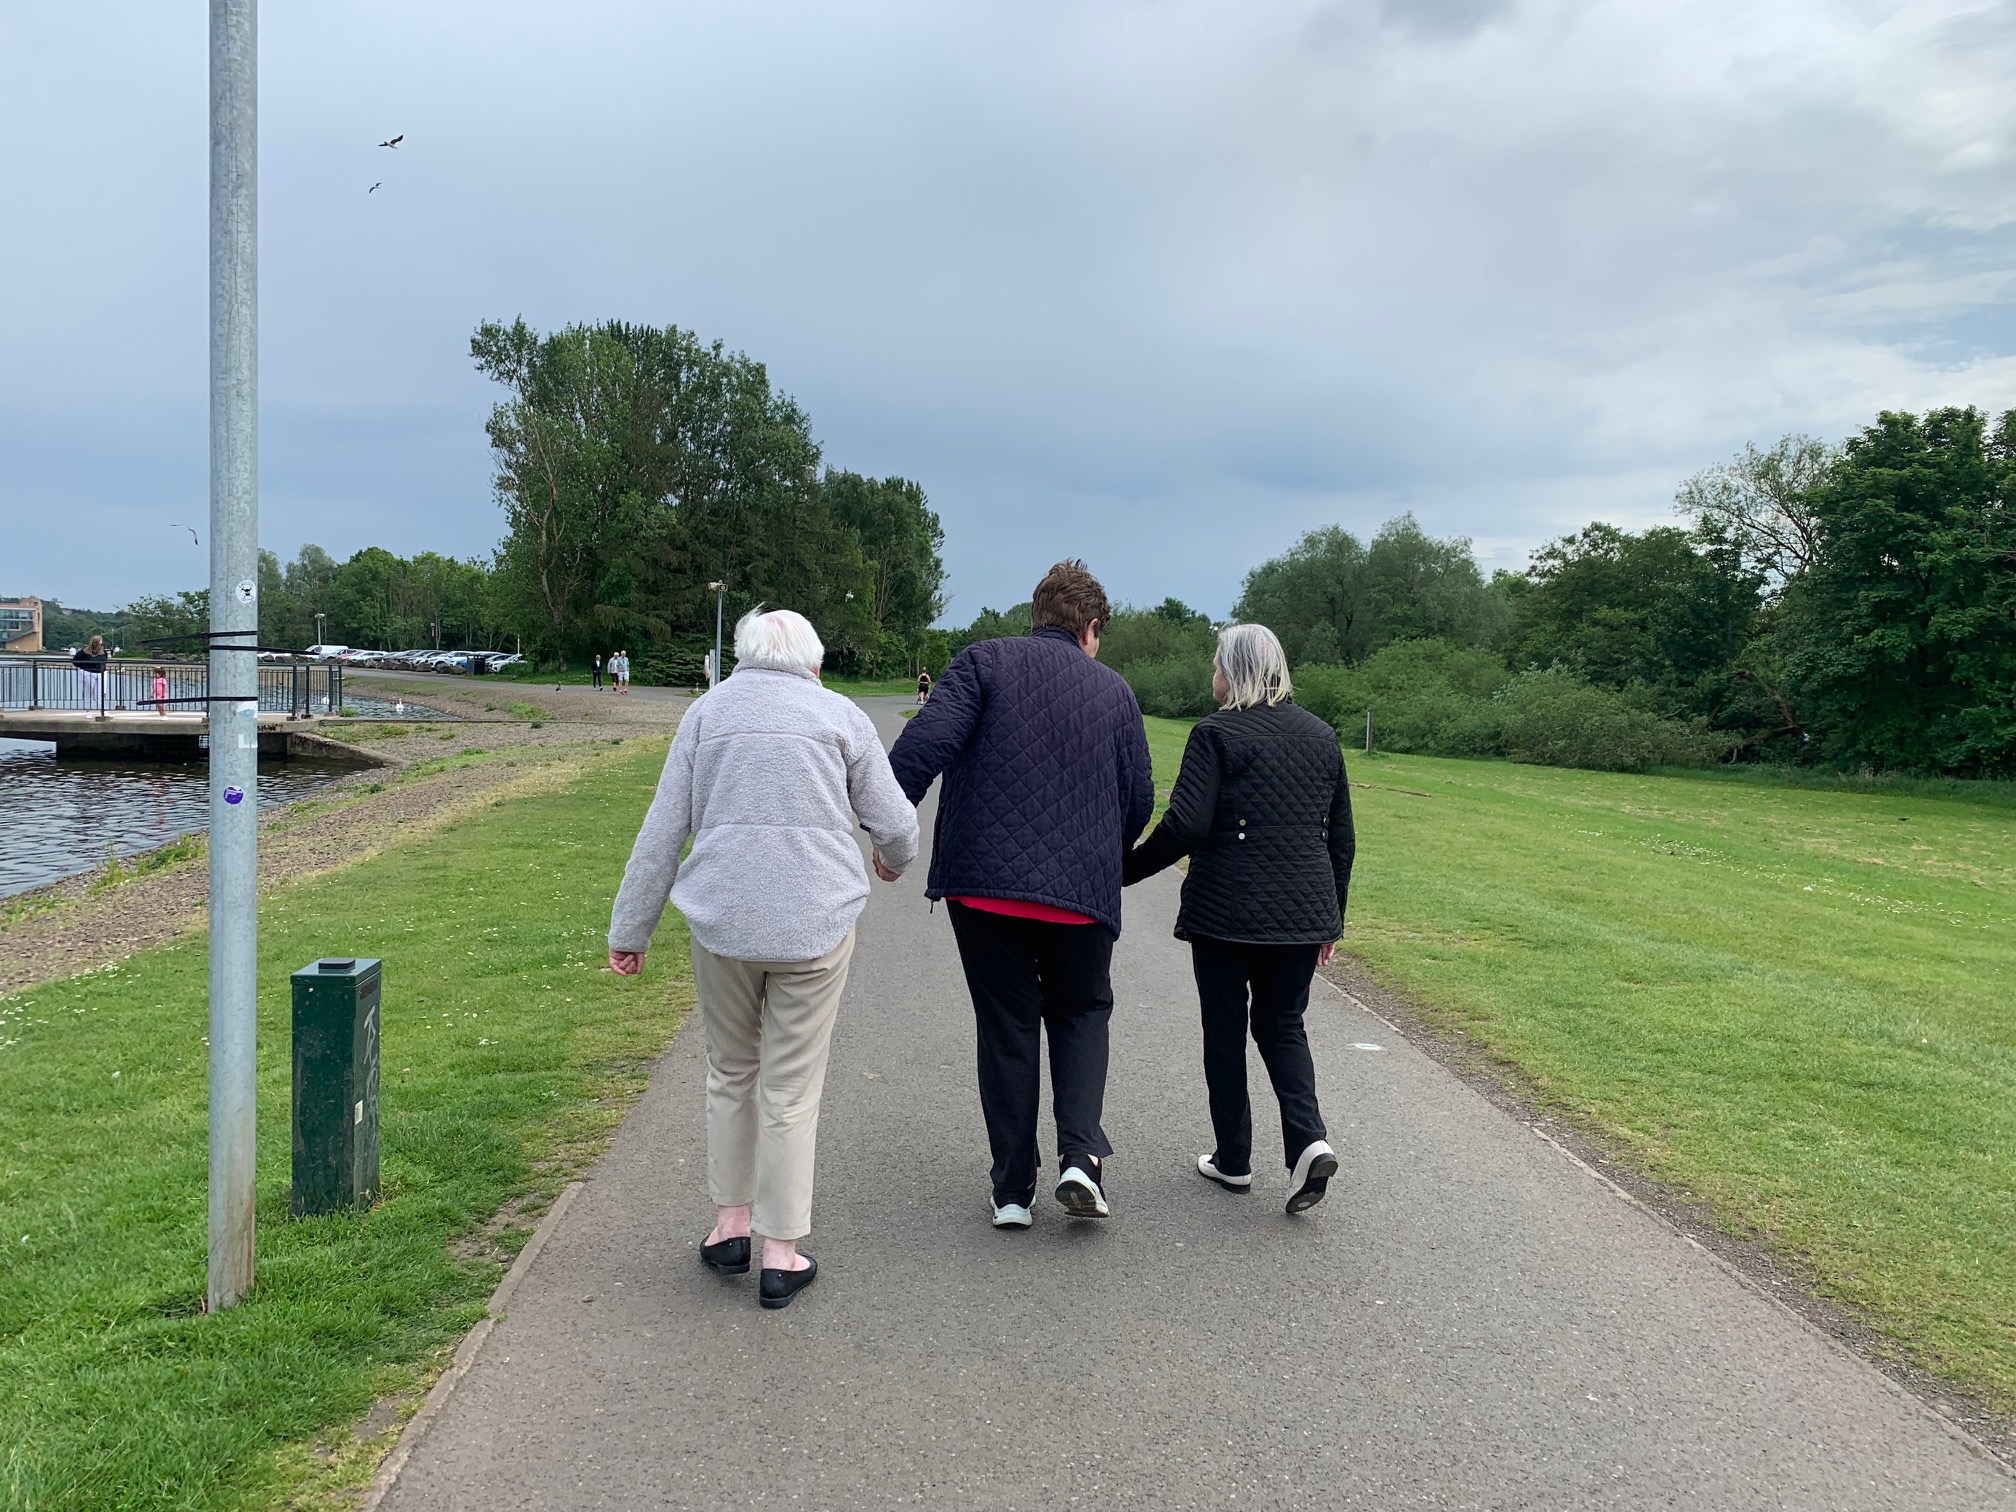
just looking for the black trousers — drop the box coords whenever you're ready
[947,901,1115,1207]
[1189,936,1327,1176]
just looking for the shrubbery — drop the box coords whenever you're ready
[1124,656,1216,718]
[1296,640,1510,757]
[1494,670,1721,772]
[1292,639,1723,773]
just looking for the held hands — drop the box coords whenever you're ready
[872,849,901,883]
[608,949,644,976]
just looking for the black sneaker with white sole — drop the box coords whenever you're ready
[1055,1157,1110,1218]
[1286,1140,1338,1213]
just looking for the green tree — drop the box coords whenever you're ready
[1676,434,1833,595]
[1507,523,1761,717]
[1365,514,1510,649]
[821,471,946,673]
[1780,406,2016,774]
[1233,525,1370,663]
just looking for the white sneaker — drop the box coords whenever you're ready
[1054,1163,1110,1218]
[1196,1154,1253,1192]
[991,1201,1033,1229]
[1287,1139,1339,1214]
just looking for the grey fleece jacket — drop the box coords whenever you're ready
[608,666,920,962]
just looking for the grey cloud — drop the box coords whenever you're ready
[3,0,2011,621]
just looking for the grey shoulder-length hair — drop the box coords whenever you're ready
[1215,622,1293,709]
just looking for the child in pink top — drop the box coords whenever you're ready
[152,666,169,716]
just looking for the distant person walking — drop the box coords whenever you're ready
[612,649,631,694]
[151,665,170,716]
[889,560,1153,1229]
[1123,623,1355,1214]
[73,637,109,717]
[916,669,932,705]
[608,609,918,1309]
[592,653,604,691]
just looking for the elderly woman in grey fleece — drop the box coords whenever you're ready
[608,608,919,1309]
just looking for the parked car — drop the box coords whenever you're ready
[302,644,350,661]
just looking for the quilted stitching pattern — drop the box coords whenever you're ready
[889,628,1155,934]
[1125,701,1356,944]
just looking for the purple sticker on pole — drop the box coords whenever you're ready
[224,786,245,805]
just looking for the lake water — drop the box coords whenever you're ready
[0,739,364,898]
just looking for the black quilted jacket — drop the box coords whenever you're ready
[1122,700,1355,944]
[889,628,1155,935]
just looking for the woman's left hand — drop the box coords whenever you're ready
[1316,941,1335,969]
[608,949,644,976]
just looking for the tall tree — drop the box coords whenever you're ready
[1780,406,2016,774]
[1675,435,1833,595]
[1507,523,1761,715]
[1233,525,1370,664]
[821,471,946,671]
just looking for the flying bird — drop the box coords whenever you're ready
[378,134,403,148]
[369,182,382,193]
[171,523,199,546]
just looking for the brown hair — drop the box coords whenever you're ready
[1029,560,1111,640]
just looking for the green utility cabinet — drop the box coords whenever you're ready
[291,956,382,1216]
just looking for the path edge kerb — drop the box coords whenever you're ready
[1315,967,2016,1476]
[359,1180,585,1511]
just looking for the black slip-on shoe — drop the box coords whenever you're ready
[1286,1140,1339,1214]
[759,1256,818,1309]
[1196,1154,1254,1193]
[1055,1160,1110,1218]
[700,1235,751,1274]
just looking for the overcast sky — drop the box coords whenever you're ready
[4,0,2012,621]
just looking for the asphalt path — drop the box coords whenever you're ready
[380,697,2012,1511]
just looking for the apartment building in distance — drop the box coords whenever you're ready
[1,596,45,653]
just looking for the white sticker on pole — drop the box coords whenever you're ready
[235,579,257,604]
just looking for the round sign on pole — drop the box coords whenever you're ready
[236,578,257,604]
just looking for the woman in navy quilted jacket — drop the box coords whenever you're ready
[1123,623,1355,1213]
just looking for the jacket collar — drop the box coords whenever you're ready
[1032,626,1081,648]
[732,664,823,685]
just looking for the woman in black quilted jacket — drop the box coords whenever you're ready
[1122,623,1355,1213]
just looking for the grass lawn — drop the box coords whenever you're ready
[822,675,928,699]
[1140,716,2016,1413]
[0,741,690,1512]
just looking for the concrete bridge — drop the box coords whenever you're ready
[1,656,357,760]
[0,708,366,762]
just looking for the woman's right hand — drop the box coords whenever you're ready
[609,949,644,975]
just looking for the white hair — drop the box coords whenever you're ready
[1215,623,1293,709]
[733,606,824,675]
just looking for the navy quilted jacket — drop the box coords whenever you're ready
[889,628,1155,935]
[1122,700,1355,944]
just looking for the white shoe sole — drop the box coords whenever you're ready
[1055,1167,1109,1218]
[1287,1140,1338,1214]
[1196,1154,1253,1192]
[991,1203,1034,1229]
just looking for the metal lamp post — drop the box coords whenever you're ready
[707,581,725,688]
[313,610,324,646]
[208,0,260,1312]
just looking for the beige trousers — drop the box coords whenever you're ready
[689,931,856,1241]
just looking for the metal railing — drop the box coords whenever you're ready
[0,657,343,717]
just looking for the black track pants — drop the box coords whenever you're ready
[947,900,1115,1207]
[1189,936,1327,1177]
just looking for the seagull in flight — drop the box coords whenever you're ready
[171,523,199,546]
[378,134,404,148]
[369,182,382,193]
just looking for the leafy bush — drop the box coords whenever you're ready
[1495,670,1718,772]
[1124,656,1217,718]
[1300,639,1511,756]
